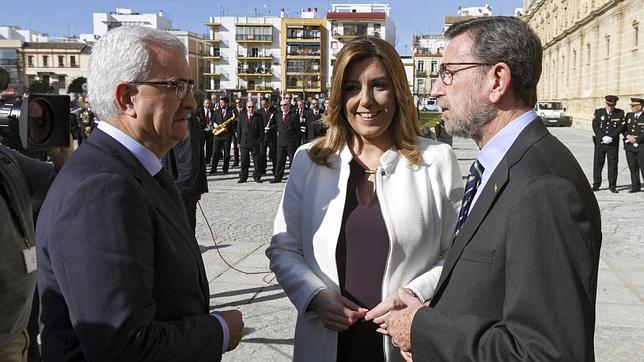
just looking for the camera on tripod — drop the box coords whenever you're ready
[0,66,70,151]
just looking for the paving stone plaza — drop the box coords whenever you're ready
[196,126,644,361]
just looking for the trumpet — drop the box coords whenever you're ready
[213,115,236,136]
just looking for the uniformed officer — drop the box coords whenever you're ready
[623,97,644,193]
[592,95,625,193]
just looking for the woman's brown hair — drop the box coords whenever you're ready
[308,36,421,166]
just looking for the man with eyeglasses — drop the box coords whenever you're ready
[35,26,244,361]
[269,99,300,183]
[236,100,264,183]
[379,17,601,361]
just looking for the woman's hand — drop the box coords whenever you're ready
[309,290,368,331]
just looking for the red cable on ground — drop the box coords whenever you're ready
[198,200,272,275]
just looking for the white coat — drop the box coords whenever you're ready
[266,137,463,361]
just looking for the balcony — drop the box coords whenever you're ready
[205,35,222,43]
[203,55,222,60]
[416,70,427,77]
[237,68,273,78]
[237,54,272,61]
[236,34,272,43]
[203,72,222,77]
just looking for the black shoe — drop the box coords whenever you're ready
[254,178,263,183]
[269,179,281,184]
[592,186,599,192]
[237,179,246,183]
[628,189,640,193]
[610,188,618,193]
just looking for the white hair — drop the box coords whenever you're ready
[88,26,186,122]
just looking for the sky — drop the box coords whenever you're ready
[0,0,524,55]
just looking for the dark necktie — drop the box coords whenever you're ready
[454,159,484,239]
[154,167,189,225]
[283,114,287,124]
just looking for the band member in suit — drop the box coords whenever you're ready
[259,98,276,175]
[162,113,208,232]
[623,97,644,193]
[295,98,312,144]
[35,26,243,361]
[592,95,625,192]
[237,100,265,183]
[231,99,244,167]
[210,97,234,174]
[195,99,214,164]
[306,98,326,142]
[269,100,300,183]
[379,17,601,361]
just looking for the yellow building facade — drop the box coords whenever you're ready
[281,17,327,97]
[523,0,643,126]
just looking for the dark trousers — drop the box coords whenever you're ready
[240,145,261,181]
[202,131,214,163]
[183,196,199,233]
[260,137,277,175]
[625,149,642,190]
[593,145,618,189]
[211,137,231,172]
[274,143,298,181]
[231,134,240,166]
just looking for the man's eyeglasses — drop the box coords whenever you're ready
[280,104,289,107]
[438,62,494,85]
[127,79,194,99]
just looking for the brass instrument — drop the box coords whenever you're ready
[213,115,236,136]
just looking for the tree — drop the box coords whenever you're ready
[68,77,87,94]
[28,80,53,94]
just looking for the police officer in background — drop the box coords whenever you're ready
[592,95,625,193]
[623,97,644,193]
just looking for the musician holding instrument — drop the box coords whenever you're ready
[209,97,235,174]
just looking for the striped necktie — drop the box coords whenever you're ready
[454,159,484,239]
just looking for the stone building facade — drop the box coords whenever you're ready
[523,0,643,127]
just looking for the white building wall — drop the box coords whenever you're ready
[92,9,173,37]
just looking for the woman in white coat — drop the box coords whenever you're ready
[266,36,463,362]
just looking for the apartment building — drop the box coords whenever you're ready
[19,42,90,95]
[282,8,327,97]
[326,3,395,92]
[204,15,281,97]
[412,34,446,97]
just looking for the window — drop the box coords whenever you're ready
[605,35,610,58]
[251,48,259,57]
[417,78,425,94]
[331,42,338,49]
[70,56,77,67]
[58,75,66,87]
[417,60,424,72]
[430,60,438,74]
[634,21,640,49]
[43,55,48,67]
[28,56,34,67]
[58,56,64,67]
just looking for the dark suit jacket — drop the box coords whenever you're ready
[259,107,276,139]
[592,108,625,147]
[237,110,264,148]
[162,115,208,202]
[623,112,644,152]
[275,111,301,147]
[195,106,214,132]
[411,120,602,361]
[36,129,223,361]
[213,107,235,140]
[306,108,324,142]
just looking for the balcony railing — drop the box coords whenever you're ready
[236,34,272,41]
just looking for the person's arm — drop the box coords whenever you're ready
[591,110,602,137]
[10,145,58,213]
[266,148,329,314]
[42,174,224,361]
[609,111,626,140]
[411,176,599,361]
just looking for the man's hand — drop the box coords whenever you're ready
[627,135,638,144]
[47,134,74,171]
[219,310,244,351]
[309,289,368,331]
[376,289,424,352]
[365,289,415,333]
